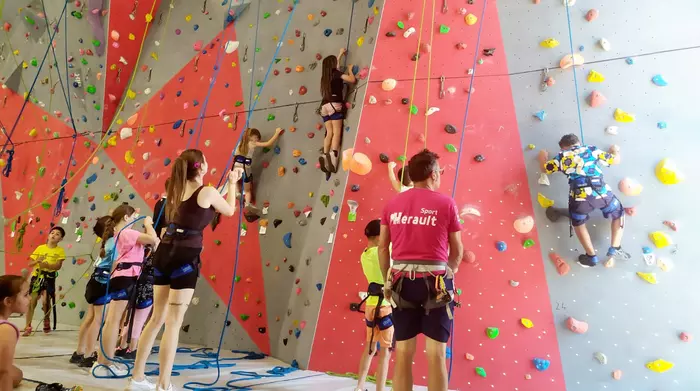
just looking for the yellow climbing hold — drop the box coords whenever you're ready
[587,70,605,82]
[149,125,156,133]
[374,6,380,15]
[649,231,672,249]
[537,193,555,208]
[126,89,137,99]
[110,64,117,71]
[465,13,478,25]
[185,14,192,22]
[128,33,135,40]
[107,135,118,146]
[540,38,560,48]
[655,158,685,185]
[520,318,534,329]
[0,159,5,168]
[145,13,153,23]
[22,61,28,69]
[357,36,364,47]
[646,359,674,373]
[151,52,159,60]
[124,150,136,165]
[636,272,657,285]
[28,128,37,137]
[613,108,635,122]
[12,49,19,56]
[103,194,112,201]
[116,119,123,125]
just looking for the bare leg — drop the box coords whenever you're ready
[243,181,253,206]
[375,347,391,391]
[85,305,105,355]
[157,288,195,390]
[322,121,333,154]
[356,343,375,391]
[610,217,623,248]
[11,365,22,388]
[41,292,50,330]
[330,119,343,152]
[97,300,128,365]
[25,294,38,329]
[132,286,170,381]
[573,224,596,256]
[392,338,417,391]
[426,337,448,391]
[76,305,95,354]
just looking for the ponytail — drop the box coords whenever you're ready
[165,149,206,223]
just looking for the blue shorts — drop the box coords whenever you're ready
[392,276,454,343]
[569,191,624,226]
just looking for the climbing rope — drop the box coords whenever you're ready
[443,0,489,383]
[563,1,585,143]
[422,0,437,148]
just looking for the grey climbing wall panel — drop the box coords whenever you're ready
[499,0,700,389]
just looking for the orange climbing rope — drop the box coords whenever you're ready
[422,0,436,149]
[398,0,430,187]
[3,0,160,224]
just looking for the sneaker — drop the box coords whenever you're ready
[79,353,97,368]
[69,352,84,364]
[244,203,260,216]
[606,246,631,261]
[123,349,137,360]
[157,385,173,391]
[124,376,156,391]
[328,152,338,173]
[91,362,128,377]
[577,254,599,268]
[318,154,329,173]
[115,348,127,357]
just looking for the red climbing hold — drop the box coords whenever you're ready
[285,67,292,74]
[299,86,307,95]
[307,132,315,139]
[273,69,280,76]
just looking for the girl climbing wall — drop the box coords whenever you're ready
[93,204,158,377]
[234,127,283,215]
[319,48,356,174]
[127,149,243,391]
[70,217,117,369]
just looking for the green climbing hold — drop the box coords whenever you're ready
[42,115,48,121]
[410,105,418,115]
[456,288,462,295]
[263,12,271,19]
[321,195,330,208]
[31,58,38,66]
[81,58,88,65]
[25,16,36,25]
[235,100,243,107]
[397,155,407,162]
[255,47,261,53]
[41,201,51,210]
[83,141,91,148]
[256,80,262,87]
[234,276,241,283]
[240,314,250,321]
[523,239,535,248]
[439,24,450,34]
[52,132,59,138]
[262,147,270,153]
[94,103,101,110]
[397,21,405,29]
[68,302,76,309]
[92,39,101,47]
[445,144,457,153]
[31,97,38,104]
[214,240,222,245]
[475,367,487,378]
[274,58,281,64]
[267,114,275,121]
[38,167,46,177]
[28,191,33,201]
[486,327,499,339]
[86,85,96,94]
[72,197,79,204]
[71,11,82,19]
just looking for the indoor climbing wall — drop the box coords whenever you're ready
[311,0,567,389]
[498,0,700,389]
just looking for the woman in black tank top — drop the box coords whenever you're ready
[129,149,243,391]
[319,47,357,175]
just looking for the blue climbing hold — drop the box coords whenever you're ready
[324,29,332,37]
[533,358,550,371]
[332,205,339,213]
[657,121,667,129]
[446,347,452,359]
[625,57,634,65]
[316,283,322,291]
[496,241,507,252]
[90,204,96,211]
[202,50,208,55]
[533,110,546,121]
[368,0,375,7]
[128,193,135,200]
[70,279,76,285]
[642,246,652,254]
[298,158,307,165]
[81,115,87,122]
[283,232,292,248]
[294,328,301,338]
[352,65,359,74]
[291,360,299,368]
[194,24,199,31]
[225,83,229,88]
[86,173,97,184]
[274,146,281,155]
[176,90,182,97]
[193,100,199,106]
[79,310,86,319]
[351,184,360,192]
[173,119,183,129]
[578,45,584,52]
[164,158,172,166]
[71,257,77,265]
[651,74,668,87]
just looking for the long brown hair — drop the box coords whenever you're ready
[166,149,205,223]
[238,128,261,157]
[320,55,338,101]
[93,204,134,258]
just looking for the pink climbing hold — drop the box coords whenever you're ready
[566,317,589,334]
[193,40,203,51]
[588,91,606,107]
[585,9,599,22]
[421,43,431,53]
[317,247,324,254]
[680,332,692,342]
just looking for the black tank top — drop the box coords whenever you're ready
[324,70,345,103]
[163,186,215,247]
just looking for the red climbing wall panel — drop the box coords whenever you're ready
[0,91,94,275]
[101,26,271,354]
[101,0,163,132]
[309,1,566,389]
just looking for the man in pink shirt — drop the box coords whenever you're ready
[379,149,464,391]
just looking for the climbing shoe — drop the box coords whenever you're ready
[318,154,329,173]
[69,352,84,364]
[35,383,82,391]
[79,352,97,368]
[577,254,599,268]
[123,349,137,360]
[115,348,127,357]
[329,152,339,173]
[606,246,631,261]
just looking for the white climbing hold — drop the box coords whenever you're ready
[142,152,150,160]
[605,126,619,135]
[562,0,576,6]
[426,107,440,116]
[144,88,152,95]
[223,115,230,122]
[154,40,160,47]
[461,206,481,217]
[381,78,397,91]
[225,41,240,54]
[364,137,371,144]
[538,173,550,186]
[599,38,611,51]
[368,95,377,104]
[594,352,608,365]
[403,27,416,38]
[289,89,293,96]
[119,127,133,140]
[119,56,128,65]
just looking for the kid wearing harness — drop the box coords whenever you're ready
[352,219,393,391]
[379,149,464,391]
[540,134,630,267]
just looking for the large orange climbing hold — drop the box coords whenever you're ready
[278,167,286,176]
[295,65,304,72]
[548,252,570,276]
[126,113,138,126]
[560,53,585,69]
[588,90,606,107]
[342,149,372,175]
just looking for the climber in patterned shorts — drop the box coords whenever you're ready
[540,134,630,268]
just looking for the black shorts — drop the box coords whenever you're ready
[30,273,57,296]
[108,276,137,301]
[392,276,454,343]
[84,277,111,305]
[569,191,624,226]
[153,244,201,290]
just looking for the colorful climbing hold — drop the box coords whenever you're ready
[636,271,658,284]
[655,158,685,185]
[646,359,674,373]
[485,327,499,339]
[566,317,589,334]
[540,38,560,48]
[533,358,550,371]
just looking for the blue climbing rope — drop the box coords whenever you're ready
[563,1,585,144]
[0,1,69,156]
[447,0,489,382]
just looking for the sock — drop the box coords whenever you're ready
[332,150,338,157]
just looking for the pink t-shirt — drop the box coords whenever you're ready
[111,228,144,278]
[381,187,462,263]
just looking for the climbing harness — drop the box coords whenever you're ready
[386,263,457,318]
[567,176,624,237]
[351,282,394,352]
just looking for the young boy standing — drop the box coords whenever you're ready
[355,219,393,391]
[540,134,630,267]
[23,226,66,335]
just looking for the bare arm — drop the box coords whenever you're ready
[378,225,391,280]
[37,259,64,271]
[448,232,464,272]
[341,66,357,84]
[256,128,283,148]
[609,145,621,165]
[136,218,158,246]
[387,162,401,193]
[0,327,17,391]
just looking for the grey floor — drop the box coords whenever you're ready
[11,321,421,391]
